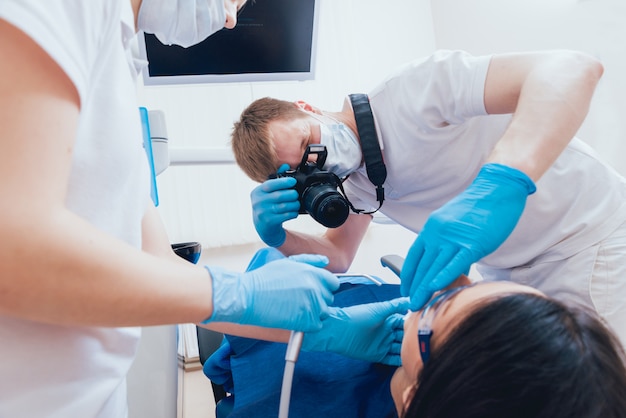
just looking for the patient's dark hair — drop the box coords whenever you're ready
[403,293,626,418]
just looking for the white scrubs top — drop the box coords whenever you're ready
[345,50,626,272]
[0,1,150,416]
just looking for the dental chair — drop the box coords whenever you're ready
[170,242,230,409]
[202,248,404,418]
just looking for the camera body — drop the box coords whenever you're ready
[270,145,350,228]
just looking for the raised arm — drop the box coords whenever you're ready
[280,213,373,272]
[484,50,604,180]
[401,50,604,310]
[250,170,373,272]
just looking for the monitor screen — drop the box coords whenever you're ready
[138,0,319,85]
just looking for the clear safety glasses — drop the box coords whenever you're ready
[417,284,474,364]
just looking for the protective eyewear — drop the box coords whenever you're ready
[417,285,472,364]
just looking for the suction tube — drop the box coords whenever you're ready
[278,331,304,418]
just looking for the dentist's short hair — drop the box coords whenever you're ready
[231,97,307,183]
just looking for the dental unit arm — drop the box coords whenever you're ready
[380,254,405,278]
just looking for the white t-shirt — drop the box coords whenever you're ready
[345,49,626,270]
[0,1,150,416]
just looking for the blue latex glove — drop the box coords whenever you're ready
[251,164,300,247]
[203,254,340,332]
[401,163,536,310]
[302,297,410,366]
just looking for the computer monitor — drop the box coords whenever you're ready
[137,0,319,85]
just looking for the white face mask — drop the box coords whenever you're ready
[138,0,226,48]
[318,121,363,179]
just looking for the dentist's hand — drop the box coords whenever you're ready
[251,164,300,247]
[401,163,536,310]
[203,254,340,332]
[302,297,410,366]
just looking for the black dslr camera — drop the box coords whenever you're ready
[270,144,350,228]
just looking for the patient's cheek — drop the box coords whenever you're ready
[390,367,412,416]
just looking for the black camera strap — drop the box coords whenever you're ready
[348,93,386,214]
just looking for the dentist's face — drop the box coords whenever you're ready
[390,280,544,415]
[267,114,325,169]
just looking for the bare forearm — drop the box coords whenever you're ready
[278,214,372,273]
[201,322,290,343]
[486,51,604,180]
[0,209,213,327]
[279,230,349,272]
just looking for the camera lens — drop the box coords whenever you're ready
[302,184,350,228]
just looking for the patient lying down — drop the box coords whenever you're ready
[392,277,626,418]
[205,258,626,418]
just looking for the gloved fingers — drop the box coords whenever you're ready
[400,238,425,297]
[288,254,340,302]
[257,190,299,222]
[377,339,403,366]
[381,351,403,367]
[272,200,300,215]
[285,255,340,299]
[387,297,411,315]
[320,273,341,300]
[277,163,291,174]
[408,245,441,299]
[257,205,299,229]
[406,242,451,308]
[260,207,299,228]
[409,284,435,312]
[324,306,342,318]
[392,329,404,347]
[416,245,459,295]
[250,183,286,207]
[252,187,299,209]
[430,249,475,290]
[387,311,407,331]
[287,297,332,332]
[288,253,330,268]
[408,247,467,310]
[387,341,403,356]
[296,313,324,332]
[260,176,297,192]
[258,230,287,248]
[370,298,411,320]
[269,188,300,205]
[389,318,405,347]
[318,305,345,322]
[264,205,299,226]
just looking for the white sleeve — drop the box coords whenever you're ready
[0,0,116,104]
[369,49,491,129]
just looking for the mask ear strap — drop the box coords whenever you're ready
[348,93,386,213]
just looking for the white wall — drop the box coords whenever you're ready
[137,0,435,253]
[130,2,626,414]
[431,0,626,176]
[137,0,626,285]
[130,3,433,417]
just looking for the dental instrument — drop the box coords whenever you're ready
[278,331,304,418]
[277,269,398,417]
